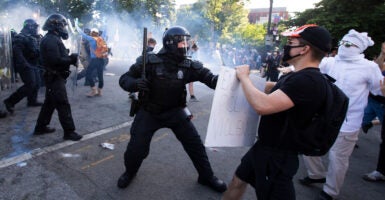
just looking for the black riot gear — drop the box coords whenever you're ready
[22,19,39,35]
[162,26,191,58]
[42,14,69,40]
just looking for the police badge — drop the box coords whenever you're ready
[177,70,183,79]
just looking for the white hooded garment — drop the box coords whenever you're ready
[320,51,384,134]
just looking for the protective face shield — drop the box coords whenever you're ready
[23,19,39,35]
[42,14,69,40]
[163,26,191,59]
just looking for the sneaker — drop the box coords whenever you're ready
[362,170,385,182]
[117,172,136,189]
[190,95,199,102]
[317,190,333,200]
[361,123,373,133]
[299,176,326,186]
[198,176,227,193]
[33,126,56,135]
[63,132,83,141]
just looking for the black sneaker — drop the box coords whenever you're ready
[317,190,333,200]
[27,102,43,107]
[117,172,136,189]
[3,99,14,114]
[198,176,227,193]
[299,176,326,186]
[34,126,56,135]
[361,123,373,133]
[63,132,82,141]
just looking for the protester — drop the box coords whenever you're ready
[3,19,42,114]
[300,30,385,200]
[222,24,332,200]
[362,41,385,182]
[118,26,226,192]
[33,14,82,141]
[75,20,107,97]
[361,42,385,133]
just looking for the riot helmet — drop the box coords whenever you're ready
[21,19,39,35]
[42,14,69,40]
[162,26,191,58]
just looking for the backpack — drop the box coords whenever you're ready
[281,71,349,156]
[92,36,108,58]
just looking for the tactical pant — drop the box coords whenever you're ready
[123,107,214,179]
[35,75,75,133]
[6,66,40,105]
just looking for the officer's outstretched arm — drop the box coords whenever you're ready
[191,60,218,89]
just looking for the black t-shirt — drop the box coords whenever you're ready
[258,67,327,150]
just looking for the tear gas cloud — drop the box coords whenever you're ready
[0,4,224,71]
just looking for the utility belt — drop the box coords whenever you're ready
[44,68,71,79]
[143,102,181,114]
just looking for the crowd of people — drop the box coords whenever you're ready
[1,13,385,200]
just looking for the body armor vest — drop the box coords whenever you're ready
[144,61,187,113]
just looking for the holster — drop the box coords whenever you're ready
[129,98,140,117]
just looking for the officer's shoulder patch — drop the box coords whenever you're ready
[191,60,204,70]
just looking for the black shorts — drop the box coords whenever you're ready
[235,142,299,200]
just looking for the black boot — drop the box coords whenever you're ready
[198,176,227,193]
[117,172,136,189]
[34,126,56,135]
[63,132,82,141]
[3,99,14,114]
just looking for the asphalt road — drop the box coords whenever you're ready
[0,59,384,200]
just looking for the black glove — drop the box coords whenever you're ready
[135,78,150,92]
[69,53,78,65]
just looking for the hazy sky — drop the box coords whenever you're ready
[175,0,322,12]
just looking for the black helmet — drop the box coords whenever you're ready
[21,19,39,35]
[42,14,69,40]
[162,26,191,58]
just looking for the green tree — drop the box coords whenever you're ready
[286,0,385,57]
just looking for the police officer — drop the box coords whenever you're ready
[33,14,82,141]
[118,26,226,192]
[3,19,42,114]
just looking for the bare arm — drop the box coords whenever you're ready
[375,42,385,70]
[236,65,294,115]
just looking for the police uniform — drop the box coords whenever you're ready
[118,50,226,192]
[33,14,82,141]
[4,27,42,111]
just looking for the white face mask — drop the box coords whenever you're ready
[338,45,361,58]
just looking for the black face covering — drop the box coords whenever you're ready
[282,45,304,62]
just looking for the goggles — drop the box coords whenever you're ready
[339,40,358,48]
